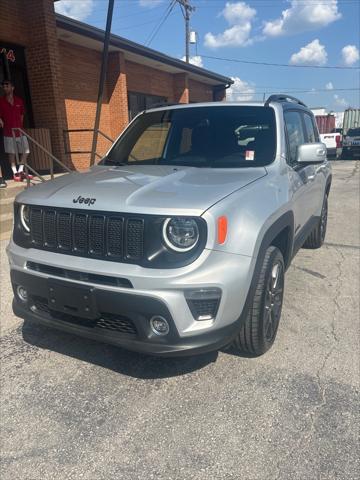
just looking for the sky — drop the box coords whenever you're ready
[55,0,360,111]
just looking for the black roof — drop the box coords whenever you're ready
[56,14,233,86]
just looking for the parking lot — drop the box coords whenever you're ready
[0,161,359,480]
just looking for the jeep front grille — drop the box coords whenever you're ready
[29,206,145,263]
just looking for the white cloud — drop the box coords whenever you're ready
[181,56,204,68]
[325,82,334,90]
[263,0,341,37]
[290,39,328,66]
[341,45,359,66]
[139,0,163,7]
[204,2,256,48]
[226,77,255,101]
[334,94,348,107]
[55,0,94,21]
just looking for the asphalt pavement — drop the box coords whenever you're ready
[1,161,359,480]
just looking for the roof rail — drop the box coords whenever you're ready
[147,102,180,109]
[265,94,307,108]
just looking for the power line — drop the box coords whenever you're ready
[145,0,177,47]
[200,53,360,70]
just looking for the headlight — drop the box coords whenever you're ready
[163,217,199,252]
[20,204,30,232]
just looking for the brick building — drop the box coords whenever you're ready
[0,0,232,173]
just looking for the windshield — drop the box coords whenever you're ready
[104,106,276,168]
[347,128,360,136]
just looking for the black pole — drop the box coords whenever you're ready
[90,0,115,166]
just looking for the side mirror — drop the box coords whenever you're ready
[297,142,327,164]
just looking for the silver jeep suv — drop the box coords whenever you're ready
[7,95,331,356]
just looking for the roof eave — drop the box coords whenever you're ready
[55,14,233,86]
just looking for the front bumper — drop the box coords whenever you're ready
[8,241,254,356]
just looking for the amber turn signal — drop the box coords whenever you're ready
[217,216,228,244]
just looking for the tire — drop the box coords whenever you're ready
[231,246,285,356]
[303,195,328,249]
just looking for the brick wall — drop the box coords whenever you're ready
[189,79,213,103]
[107,51,129,140]
[59,40,112,169]
[0,0,29,45]
[126,61,175,101]
[24,0,68,166]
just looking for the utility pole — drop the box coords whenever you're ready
[90,0,115,166]
[175,0,195,63]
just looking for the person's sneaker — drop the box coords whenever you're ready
[13,173,23,182]
[0,177,7,188]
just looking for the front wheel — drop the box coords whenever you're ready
[230,246,285,356]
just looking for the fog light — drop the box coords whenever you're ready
[150,316,170,336]
[16,285,28,303]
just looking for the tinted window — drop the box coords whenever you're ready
[284,111,305,165]
[303,113,318,143]
[106,106,277,168]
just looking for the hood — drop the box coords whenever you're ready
[16,165,267,215]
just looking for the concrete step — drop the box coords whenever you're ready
[0,181,27,240]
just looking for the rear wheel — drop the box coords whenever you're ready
[303,194,328,249]
[231,246,285,356]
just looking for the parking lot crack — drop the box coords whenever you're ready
[276,245,344,478]
[344,160,359,183]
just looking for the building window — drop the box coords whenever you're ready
[128,92,167,120]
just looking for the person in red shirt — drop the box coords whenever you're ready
[0,79,31,183]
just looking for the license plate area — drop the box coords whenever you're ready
[48,280,98,319]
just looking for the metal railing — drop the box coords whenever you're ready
[12,128,72,188]
[63,129,114,160]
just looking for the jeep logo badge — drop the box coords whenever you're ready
[73,195,96,206]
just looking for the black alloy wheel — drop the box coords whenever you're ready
[231,246,285,356]
[263,260,284,343]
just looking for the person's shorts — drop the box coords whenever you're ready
[3,135,30,155]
